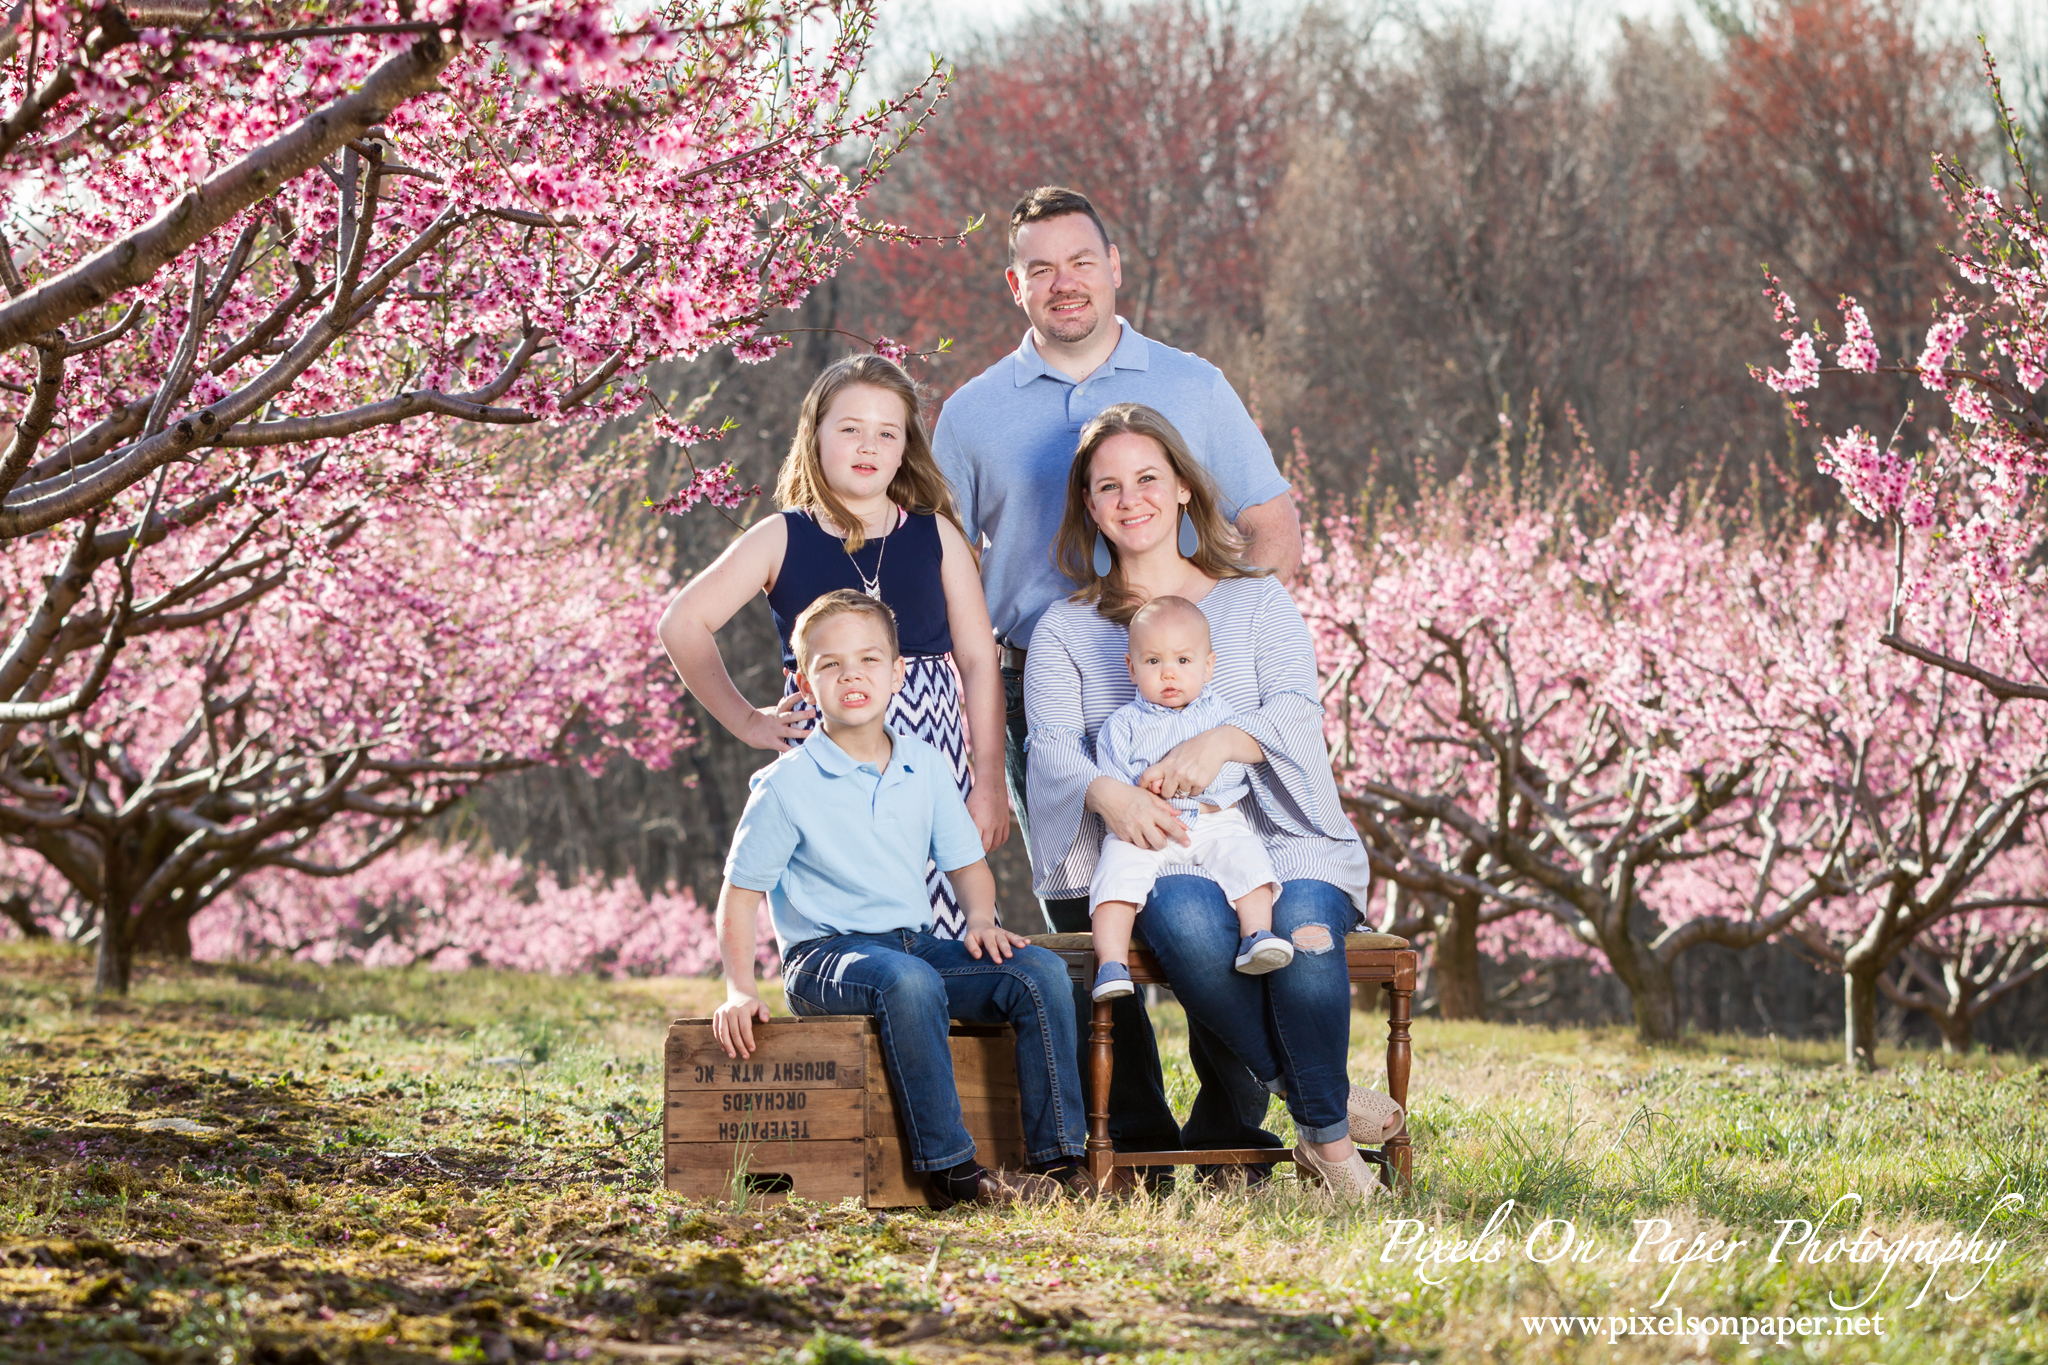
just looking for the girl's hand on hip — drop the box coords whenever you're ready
[1090,778,1192,851]
[966,781,1012,853]
[741,691,813,751]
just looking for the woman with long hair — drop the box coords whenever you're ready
[1024,402,1396,1200]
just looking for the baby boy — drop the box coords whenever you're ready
[1087,596,1288,1001]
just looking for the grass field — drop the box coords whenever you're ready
[2,939,2044,1364]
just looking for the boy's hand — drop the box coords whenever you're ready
[962,921,1032,962]
[712,992,772,1058]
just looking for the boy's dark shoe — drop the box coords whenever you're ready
[928,1163,1065,1209]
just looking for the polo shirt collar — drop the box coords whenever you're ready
[1013,317,1150,388]
[1131,694,1192,718]
[799,724,907,779]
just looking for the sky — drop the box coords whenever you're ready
[877,0,1692,64]
[870,0,2044,73]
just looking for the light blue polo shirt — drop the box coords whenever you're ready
[932,319,1290,647]
[724,726,986,955]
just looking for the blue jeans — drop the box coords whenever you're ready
[1138,876,1359,1144]
[781,928,1086,1170]
[1005,663,1279,1154]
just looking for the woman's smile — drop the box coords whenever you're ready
[1088,432,1189,556]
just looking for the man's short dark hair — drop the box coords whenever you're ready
[1008,186,1112,263]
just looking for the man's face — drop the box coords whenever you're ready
[1007,213,1122,348]
[796,612,906,728]
[1126,620,1214,710]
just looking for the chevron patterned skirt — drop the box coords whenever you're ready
[783,653,975,938]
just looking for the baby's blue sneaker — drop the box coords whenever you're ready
[1235,931,1294,975]
[1092,962,1135,1001]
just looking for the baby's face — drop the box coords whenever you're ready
[1127,623,1214,709]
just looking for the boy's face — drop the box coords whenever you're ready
[1127,619,1214,709]
[797,612,906,728]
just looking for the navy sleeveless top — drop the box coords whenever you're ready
[766,509,954,669]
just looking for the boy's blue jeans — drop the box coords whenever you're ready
[781,929,1087,1171]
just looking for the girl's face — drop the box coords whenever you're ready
[817,383,910,504]
[1086,432,1189,560]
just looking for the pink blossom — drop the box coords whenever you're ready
[1765,333,1820,394]
[1834,298,1879,373]
[1917,313,1970,392]
[191,838,777,980]
[1815,427,1912,521]
[654,463,758,516]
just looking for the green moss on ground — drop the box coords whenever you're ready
[2,940,2044,1364]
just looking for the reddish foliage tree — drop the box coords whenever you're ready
[1705,0,1974,361]
[846,0,1294,389]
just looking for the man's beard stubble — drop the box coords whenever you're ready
[1041,293,1101,345]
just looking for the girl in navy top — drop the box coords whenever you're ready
[657,355,1008,936]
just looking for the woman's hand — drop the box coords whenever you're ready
[966,779,1011,853]
[738,691,813,752]
[1138,726,1262,803]
[1088,777,1192,852]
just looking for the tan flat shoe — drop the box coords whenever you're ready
[1348,1084,1405,1144]
[1292,1141,1381,1203]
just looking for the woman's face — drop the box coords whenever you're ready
[817,383,909,503]
[1085,432,1189,560]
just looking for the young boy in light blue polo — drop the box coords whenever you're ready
[709,590,1087,1207]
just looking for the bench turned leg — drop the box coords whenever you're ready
[1384,978,1413,1189]
[1087,997,1115,1189]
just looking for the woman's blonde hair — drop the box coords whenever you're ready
[1053,402,1256,625]
[774,354,963,553]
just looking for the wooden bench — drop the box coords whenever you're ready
[1025,931,1416,1191]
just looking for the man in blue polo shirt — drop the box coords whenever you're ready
[712,590,1086,1207]
[932,187,1298,1167]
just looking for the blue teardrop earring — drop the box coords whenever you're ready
[1092,531,1114,578]
[1178,507,1199,557]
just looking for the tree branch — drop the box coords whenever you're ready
[0,34,454,353]
[1880,632,2048,703]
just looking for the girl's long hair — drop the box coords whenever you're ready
[1054,402,1256,625]
[774,354,963,553]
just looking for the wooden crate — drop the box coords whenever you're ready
[664,1015,1027,1208]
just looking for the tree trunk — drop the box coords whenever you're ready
[1844,968,1880,1071]
[93,842,137,996]
[1,892,48,939]
[1933,1008,1973,1055]
[134,904,193,959]
[1625,962,1681,1042]
[1434,889,1486,1020]
[94,896,134,996]
[1597,915,1681,1042]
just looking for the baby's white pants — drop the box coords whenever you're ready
[1088,804,1281,913]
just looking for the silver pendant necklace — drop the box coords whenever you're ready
[846,509,892,599]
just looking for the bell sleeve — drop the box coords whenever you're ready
[1022,613,1106,893]
[1227,580,1359,843]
